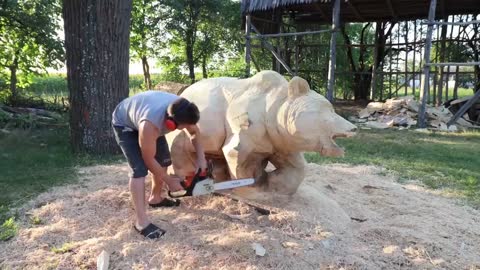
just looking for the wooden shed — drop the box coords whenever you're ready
[241,0,480,127]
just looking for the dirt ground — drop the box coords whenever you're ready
[1,163,479,270]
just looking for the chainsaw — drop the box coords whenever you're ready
[168,162,255,198]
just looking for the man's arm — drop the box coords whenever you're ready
[186,124,207,170]
[138,120,172,179]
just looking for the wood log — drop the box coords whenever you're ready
[0,105,62,120]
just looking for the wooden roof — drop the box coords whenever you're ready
[242,0,480,33]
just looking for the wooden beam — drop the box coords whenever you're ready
[347,0,364,21]
[422,20,480,26]
[413,21,417,96]
[419,0,438,128]
[426,62,480,66]
[297,37,480,48]
[327,0,341,102]
[446,15,455,100]
[385,0,398,20]
[250,29,331,39]
[250,16,277,25]
[437,18,448,106]
[447,90,480,126]
[250,24,294,76]
[370,22,381,100]
[404,21,409,96]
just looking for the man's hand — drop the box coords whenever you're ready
[186,124,207,171]
[139,120,184,192]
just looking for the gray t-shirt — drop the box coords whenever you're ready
[112,91,180,135]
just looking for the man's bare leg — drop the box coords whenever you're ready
[129,177,150,229]
[148,169,166,204]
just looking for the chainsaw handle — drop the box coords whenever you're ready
[167,169,207,198]
[167,161,213,198]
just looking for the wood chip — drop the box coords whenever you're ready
[251,243,266,256]
[96,250,110,270]
[282,241,300,249]
[225,213,252,220]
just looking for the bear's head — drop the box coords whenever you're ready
[277,76,357,157]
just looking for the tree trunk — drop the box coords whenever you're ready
[141,56,152,89]
[8,57,18,105]
[185,29,195,84]
[63,0,133,154]
[353,72,372,100]
[341,23,374,101]
[202,54,208,79]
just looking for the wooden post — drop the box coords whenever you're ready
[396,22,400,97]
[446,15,455,100]
[435,23,441,101]
[370,22,381,100]
[404,21,409,96]
[380,23,385,101]
[437,18,448,106]
[245,14,252,77]
[327,0,341,102]
[433,26,440,105]
[388,25,393,98]
[413,20,417,96]
[419,0,438,128]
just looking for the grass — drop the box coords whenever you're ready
[392,86,474,102]
[51,242,74,254]
[0,218,18,241]
[0,126,122,238]
[0,74,478,240]
[305,128,480,207]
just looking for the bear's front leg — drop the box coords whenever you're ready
[266,152,306,195]
[222,133,269,183]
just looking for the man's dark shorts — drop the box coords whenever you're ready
[113,125,172,178]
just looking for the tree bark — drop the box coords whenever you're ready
[202,54,208,79]
[185,0,199,84]
[186,38,195,83]
[341,23,374,101]
[141,56,152,89]
[8,57,18,105]
[63,0,133,154]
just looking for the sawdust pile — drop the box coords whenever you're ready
[1,163,479,269]
[349,96,475,131]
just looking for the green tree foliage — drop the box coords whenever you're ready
[130,0,163,89]
[157,0,241,83]
[0,0,64,104]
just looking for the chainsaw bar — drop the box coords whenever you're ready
[192,178,255,196]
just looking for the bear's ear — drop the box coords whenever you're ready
[288,76,310,98]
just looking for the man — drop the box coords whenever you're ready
[112,90,207,239]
